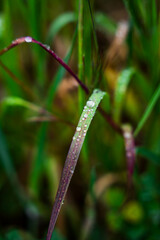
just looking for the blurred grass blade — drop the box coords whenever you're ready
[122,125,135,184]
[46,29,77,109]
[95,12,117,35]
[47,12,76,43]
[134,84,160,136]
[15,0,27,21]
[114,68,135,123]
[1,96,45,114]
[46,89,106,240]
[29,36,76,194]
[136,147,160,165]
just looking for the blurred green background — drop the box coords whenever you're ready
[0,0,160,239]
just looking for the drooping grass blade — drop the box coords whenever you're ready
[47,12,76,43]
[46,89,106,240]
[0,36,89,94]
[134,84,160,136]
[114,68,135,123]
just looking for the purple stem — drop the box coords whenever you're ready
[98,106,123,135]
[0,37,89,95]
[122,126,136,185]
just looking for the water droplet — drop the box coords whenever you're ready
[94,89,100,94]
[84,124,87,128]
[83,133,86,136]
[84,106,87,109]
[124,132,131,139]
[87,100,95,108]
[44,44,51,50]
[82,118,85,121]
[62,200,64,205]
[70,169,74,174]
[25,36,32,43]
[73,136,76,140]
[84,129,87,133]
[76,127,81,132]
[84,114,88,118]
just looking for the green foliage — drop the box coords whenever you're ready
[0,0,160,239]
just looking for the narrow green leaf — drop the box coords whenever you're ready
[114,68,135,122]
[46,29,77,109]
[29,36,76,194]
[1,96,42,113]
[134,84,160,136]
[95,12,117,35]
[47,12,76,43]
[46,89,106,240]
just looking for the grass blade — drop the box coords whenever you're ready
[29,37,76,194]
[113,68,135,123]
[1,97,43,113]
[47,12,76,43]
[46,29,77,109]
[134,84,160,136]
[94,12,117,35]
[46,89,106,240]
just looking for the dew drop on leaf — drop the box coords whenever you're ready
[87,100,95,108]
[76,127,81,132]
[25,36,32,42]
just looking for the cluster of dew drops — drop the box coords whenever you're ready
[73,99,96,143]
[68,99,96,174]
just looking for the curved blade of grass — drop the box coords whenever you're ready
[46,89,106,240]
[1,96,50,116]
[134,84,160,136]
[1,97,74,127]
[114,68,135,123]
[95,12,117,35]
[47,12,76,43]
[122,124,136,185]
[0,36,122,136]
[0,36,89,94]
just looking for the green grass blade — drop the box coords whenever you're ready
[29,35,76,195]
[46,89,106,240]
[1,96,42,113]
[46,29,77,109]
[134,84,160,136]
[94,12,117,35]
[113,68,135,122]
[47,12,76,43]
